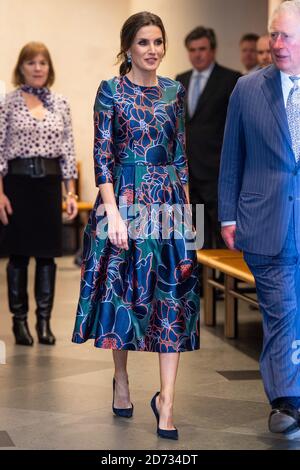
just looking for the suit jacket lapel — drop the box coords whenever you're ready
[184,71,192,91]
[195,63,219,111]
[183,71,193,120]
[261,65,293,152]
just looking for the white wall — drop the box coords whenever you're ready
[269,0,284,19]
[0,0,128,200]
[1,0,268,200]
[129,0,268,76]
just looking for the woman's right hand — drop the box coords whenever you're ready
[107,210,129,250]
[0,193,13,225]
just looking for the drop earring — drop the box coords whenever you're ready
[127,53,132,64]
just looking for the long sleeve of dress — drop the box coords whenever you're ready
[0,97,9,177]
[173,82,188,185]
[93,80,115,186]
[59,97,78,180]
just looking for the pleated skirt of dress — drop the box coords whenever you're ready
[72,163,200,353]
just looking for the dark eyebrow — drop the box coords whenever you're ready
[136,37,163,41]
[188,46,208,51]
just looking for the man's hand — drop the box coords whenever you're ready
[221,224,237,251]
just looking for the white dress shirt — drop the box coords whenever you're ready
[188,63,215,116]
[280,70,300,107]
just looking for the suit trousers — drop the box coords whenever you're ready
[244,208,300,402]
[190,181,225,250]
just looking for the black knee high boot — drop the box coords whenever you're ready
[7,263,34,346]
[35,263,56,345]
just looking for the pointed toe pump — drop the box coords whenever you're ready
[112,378,134,418]
[150,392,178,440]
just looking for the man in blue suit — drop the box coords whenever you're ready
[219,0,300,438]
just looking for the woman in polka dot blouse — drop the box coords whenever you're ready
[0,42,78,347]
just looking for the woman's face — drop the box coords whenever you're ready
[20,53,49,88]
[128,25,164,73]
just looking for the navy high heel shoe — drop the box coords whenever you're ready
[112,378,134,418]
[150,392,178,440]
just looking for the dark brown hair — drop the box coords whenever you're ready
[239,33,259,45]
[185,26,217,50]
[117,11,167,76]
[12,42,55,87]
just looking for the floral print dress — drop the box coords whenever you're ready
[72,75,200,352]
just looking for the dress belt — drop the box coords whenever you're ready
[115,162,173,167]
[8,157,61,178]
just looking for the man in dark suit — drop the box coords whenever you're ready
[176,27,241,257]
[219,0,300,438]
[239,33,259,74]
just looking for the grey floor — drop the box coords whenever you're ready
[0,256,299,450]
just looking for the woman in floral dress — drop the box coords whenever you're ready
[72,11,200,439]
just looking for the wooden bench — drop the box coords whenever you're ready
[62,201,93,212]
[62,161,93,250]
[197,249,257,338]
[62,201,93,251]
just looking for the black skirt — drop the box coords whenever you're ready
[1,173,62,258]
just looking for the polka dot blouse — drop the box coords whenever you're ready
[0,88,78,179]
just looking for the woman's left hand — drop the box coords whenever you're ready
[66,195,78,220]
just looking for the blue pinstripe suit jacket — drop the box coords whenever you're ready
[218,64,300,256]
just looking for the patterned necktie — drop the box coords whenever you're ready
[286,76,300,162]
[188,73,202,117]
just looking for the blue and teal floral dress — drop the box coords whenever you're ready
[72,75,200,352]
